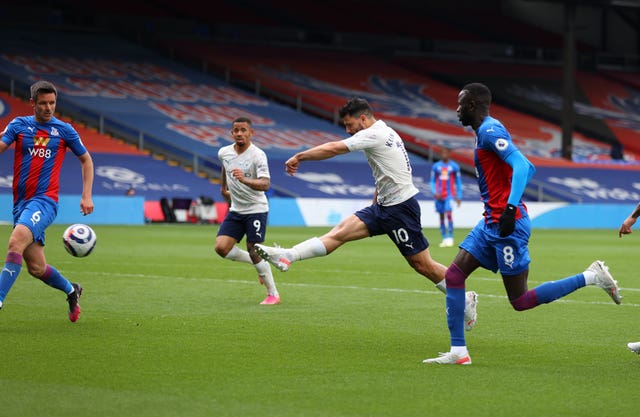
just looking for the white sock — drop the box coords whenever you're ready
[435,279,447,294]
[291,237,327,261]
[451,346,468,356]
[255,260,278,296]
[225,246,252,264]
[583,270,596,285]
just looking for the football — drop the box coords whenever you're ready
[62,224,97,257]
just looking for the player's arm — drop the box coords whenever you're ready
[505,151,535,206]
[78,152,94,216]
[233,172,270,192]
[455,167,463,203]
[285,141,349,176]
[220,167,231,203]
[0,141,8,154]
[429,167,438,197]
[619,202,640,237]
[499,150,535,237]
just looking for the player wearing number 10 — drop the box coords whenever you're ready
[214,117,280,305]
[0,80,94,322]
[255,97,478,331]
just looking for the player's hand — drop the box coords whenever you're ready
[80,197,94,216]
[499,204,517,237]
[230,168,245,182]
[285,156,300,176]
[619,217,636,237]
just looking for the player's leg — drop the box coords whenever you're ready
[424,221,491,364]
[423,249,481,365]
[435,200,447,246]
[215,212,252,263]
[506,260,621,310]
[445,210,454,245]
[24,239,81,322]
[245,213,280,305]
[0,224,31,309]
[255,211,371,272]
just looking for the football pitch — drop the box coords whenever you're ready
[0,224,638,417]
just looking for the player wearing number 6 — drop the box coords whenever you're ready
[0,80,94,322]
[423,83,621,365]
[215,117,280,305]
[255,98,478,331]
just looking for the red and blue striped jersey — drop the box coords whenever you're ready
[430,159,462,200]
[1,115,88,204]
[474,116,526,223]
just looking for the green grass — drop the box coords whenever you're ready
[1,224,639,417]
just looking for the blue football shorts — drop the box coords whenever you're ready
[13,196,58,246]
[217,211,268,243]
[355,196,429,256]
[435,198,453,214]
[459,216,531,275]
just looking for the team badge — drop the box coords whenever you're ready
[495,138,509,152]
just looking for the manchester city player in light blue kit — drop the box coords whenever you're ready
[255,97,478,331]
[423,83,621,365]
[0,80,94,322]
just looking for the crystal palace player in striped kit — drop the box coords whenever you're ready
[0,80,94,322]
[423,83,621,365]
[430,147,463,247]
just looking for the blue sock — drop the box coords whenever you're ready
[533,274,586,304]
[446,287,466,347]
[0,252,23,302]
[40,265,73,294]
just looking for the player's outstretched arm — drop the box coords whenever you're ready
[285,141,349,176]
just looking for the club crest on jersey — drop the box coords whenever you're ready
[495,138,509,152]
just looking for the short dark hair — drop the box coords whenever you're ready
[232,116,252,126]
[462,83,492,108]
[339,97,373,119]
[30,80,57,100]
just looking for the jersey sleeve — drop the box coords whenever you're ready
[480,124,516,161]
[342,130,376,152]
[62,123,88,156]
[255,149,270,179]
[1,118,20,146]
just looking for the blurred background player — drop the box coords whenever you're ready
[430,147,462,247]
[617,201,640,355]
[0,80,94,322]
[423,83,621,365]
[214,117,280,305]
[255,97,477,329]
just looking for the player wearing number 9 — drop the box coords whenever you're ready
[423,83,621,365]
[0,80,94,322]
[214,117,280,305]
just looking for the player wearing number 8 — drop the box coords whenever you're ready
[255,97,479,332]
[0,80,94,322]
[423,83,621,365]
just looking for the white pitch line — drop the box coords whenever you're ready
[93,271,640,307]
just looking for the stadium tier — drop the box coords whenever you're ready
[1,28,639,204]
